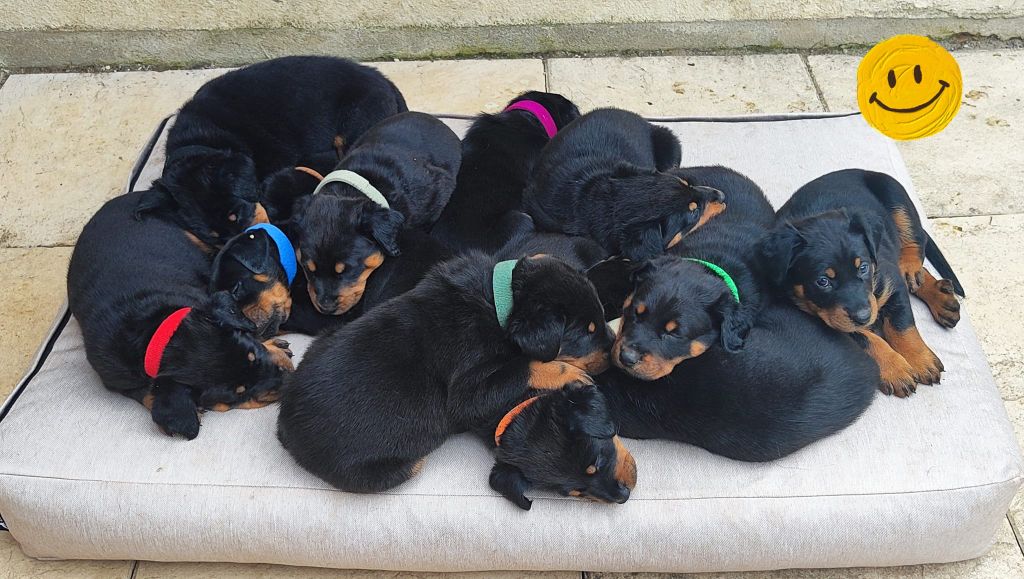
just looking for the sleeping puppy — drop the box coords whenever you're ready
[277,254,620,502]
[68,192,295,440]
[138,56,407,244]
[762,169,963,397]
[209,223,296,338]
[597,304,877,461]
[431,91,581,252]
[282,229,453,335]
[492,212,610,271]
[289,112,462,315]
[611,167,775,371]
[522,108,726,261]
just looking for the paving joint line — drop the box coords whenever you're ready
[542,58,551,92]
[800,53,830,113]
[1008,514,1024,559]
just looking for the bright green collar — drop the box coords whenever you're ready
[492,259,517,328]
[682,258,740,303]
[312,169,391,209]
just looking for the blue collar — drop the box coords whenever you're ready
[246,223,297,285]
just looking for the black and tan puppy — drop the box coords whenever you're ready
[277,254,622,502]
[598,304,877,461]
[522,108,726,261]
[611,167,774,372]
[431,91,581,251]
[492,211,610,271]
[68,192,295,440]
[289,112,462,315]
[762,169,963,397]
[138,56,407,244]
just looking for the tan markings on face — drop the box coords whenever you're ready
[825,268,836,279]
[622,293,633,310]
[688,201,697,211]
[860,329,916,397]
[688,200,727,235]
[184,231,214,254]
[613,435,638,489]
[588,322,597,333]
[665,231,683,249]
[689,340,707,358]
[335,252,385,313]
[615,348,685,381]
[253,273,270,283]
[242,281,292,329]
[335,262,345,274]
[558,349,611,375]
[527,360,594,390]
[306,260,317,272]
[665,320,678,332]
[882,319,943,385]
[636,303,646,315]
[791,284,875,333]
[250,203,269,225]
[854,257,863,268]
[586,465,597,475]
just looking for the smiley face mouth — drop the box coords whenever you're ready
[869,80,950,113]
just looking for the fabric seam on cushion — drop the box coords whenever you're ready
[0,471,1018,502]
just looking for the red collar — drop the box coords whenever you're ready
[494,396,539,446]
[144,307,192,378]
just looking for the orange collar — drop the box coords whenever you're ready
[494,396,539,446]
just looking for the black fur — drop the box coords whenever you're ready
[68,192,292,439]
[522,108,727,261]
[139,56,407,244]
[277,254,622,505]
[289,112,461,315]
[431,91,581,251]
[209,228,293,337]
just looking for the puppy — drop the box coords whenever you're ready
[209,223,296,338]
[492,212,610,271]
[277,254,617,499]
[487,384,636,510]
[762,169,963,397]
[289,112,462,315]
[431,91,581,251]
[611,167,774,372]
[68,192,295,439]
[598,304,877,461]
[282,229,453,335]
[138,56,407,244]
[522,108,726,261]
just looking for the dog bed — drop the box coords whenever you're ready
[0,112,1020,574]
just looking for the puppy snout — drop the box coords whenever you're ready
[615,484,631,504]
[694,185,725,202]
[619,346,642,368]
[849,307,873,326]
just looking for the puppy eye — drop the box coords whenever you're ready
[635,303,647,317]
[815,276,832,289]
[858,263,870,275]
[585,465,597,475]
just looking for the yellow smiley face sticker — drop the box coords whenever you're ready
[857,35,962,140]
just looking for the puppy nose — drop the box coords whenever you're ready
[619,346,642,368]
[693,185,725,202]
[615,484,631,504]
[849,307,872,325]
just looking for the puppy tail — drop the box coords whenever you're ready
[925,232,965,297]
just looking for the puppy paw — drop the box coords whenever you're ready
[153,409,201,440]
[876,351,917,398]
[528,360,594,390]
[921,278,961,328]
[263,339,295,371]
[904,345,944,386]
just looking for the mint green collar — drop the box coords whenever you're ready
[312,169,391,209]
[492,259,517,328]
[682,258,740,303]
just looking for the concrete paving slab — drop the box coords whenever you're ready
[0,532,131,579]
[371,59,546,115]
[547,55,823,116]
[0,247,72,401]
[0,69,228,248]
[134,562,577,578]
[807,51,1024,218]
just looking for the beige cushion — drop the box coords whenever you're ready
[0,113,1020,573]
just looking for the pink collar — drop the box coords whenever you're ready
[503,100,558,139]
[144,307,192,378]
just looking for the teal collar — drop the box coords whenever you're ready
[682,258,740,303]
[492,259,517,328]
[312,169,391,209]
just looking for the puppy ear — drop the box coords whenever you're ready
[208,290,257,332]
[363,208,405,257]
[228,230,272,275]
[489,462,533,510]
[565,385,615,439]
[849,211,884,262]
[620,221,664,261]
[507,304,563,361]
[759,223,804,288]
[134,187,175,219]
[715,292,750,353]
[149,378,201,440]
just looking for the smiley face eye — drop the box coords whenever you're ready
[887,69,897,89]
[914,64,922,84]
[816,276,832,289]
